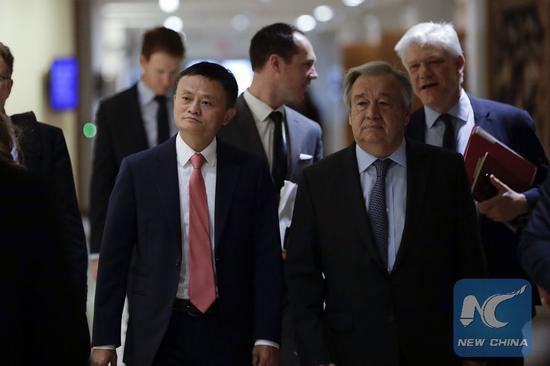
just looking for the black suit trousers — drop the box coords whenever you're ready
[153,304,246,366]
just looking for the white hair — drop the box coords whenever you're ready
[394,22,463,63]
[394,21,464,83]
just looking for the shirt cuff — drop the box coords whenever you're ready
[254,339,279,349]
[89,253,100,260]
[92,345,116,350]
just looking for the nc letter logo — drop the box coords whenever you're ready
[453,279,531,357]
[459,285,527,328]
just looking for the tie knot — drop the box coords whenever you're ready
[437,113,453,127]
[373,159,391,178]
[154,95,167,105]
[269,111,283,125]
[190,153,205,169]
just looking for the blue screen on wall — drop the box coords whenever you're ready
[50,57,78,111]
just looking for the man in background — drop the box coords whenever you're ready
[89,26,185,273]
[394,22,548,366]
[218,22,323,366]
[219,23,322,191]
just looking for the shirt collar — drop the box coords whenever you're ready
[3,114,19,162]
[137,79,156,106]
[138,79,174,106]
[424,88,471,128]
[176,132,217,168]
[356,138,407,174]
[243,89,284,123]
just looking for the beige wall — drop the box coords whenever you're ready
[0,0,79,187]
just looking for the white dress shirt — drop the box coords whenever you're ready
[423,89,475,155]
[356,139,407,272]
[243,89,286,171]
[137,80,178,148]
[175,134,277,349]
[175,133,217,299]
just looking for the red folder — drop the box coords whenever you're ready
[464,126,536,199]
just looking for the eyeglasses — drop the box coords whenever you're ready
[0,75,11,83]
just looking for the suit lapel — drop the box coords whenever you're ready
[339,145,382,269]
[236,96,269,162]
[10,112,42,173]
[128,85,149,149]
[154,137,182,246]
[393,140,431,271]
[407,108,427,143]
[214,141,241,251]
[284,106,301,180]
[469,95,492,129]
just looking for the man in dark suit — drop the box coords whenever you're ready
[520,173,550,295]
[218,23,323,366]
[218,22,322,191]
[0,42,90,363]
[89,27,185,273]
[0,131,88,364]
[394,23,548,365]
[91,62,282,366]
[286,61,486,366]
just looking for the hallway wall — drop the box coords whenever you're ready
[0,0,80,189]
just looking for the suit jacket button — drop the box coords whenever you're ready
[388,314,394,323]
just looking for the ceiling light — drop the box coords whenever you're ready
[313,5,334,22]
[342,0,365,7]
[231,14,250,31]
[296,14,316,32]
[159,0,179,13]
[164,16,183,32]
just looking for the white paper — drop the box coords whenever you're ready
[278,180,298,248]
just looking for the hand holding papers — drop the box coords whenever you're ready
[465,126,536,201]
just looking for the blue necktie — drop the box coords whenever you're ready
[368,159,391,268]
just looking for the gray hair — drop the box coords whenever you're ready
[343,61,412,110]
[394,22,463,62]
[394,22,464,83]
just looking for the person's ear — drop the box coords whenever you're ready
[267,54,283,74]
[456,54,465,74]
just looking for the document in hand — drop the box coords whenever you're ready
[464,126,537,201]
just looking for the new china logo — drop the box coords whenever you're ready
[454,279,531,357]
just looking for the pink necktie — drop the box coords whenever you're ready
[188,153,216,312]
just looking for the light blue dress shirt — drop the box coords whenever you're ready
[137,80,178,148]
[356,140,407,272]
[423,89,475,155]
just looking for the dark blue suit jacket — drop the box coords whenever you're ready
[11,111,88,306]
[92,137,282,366]
[407,95,548,300]
[520,173,550,292]
[90,84,150,254]
[218,94,323,184]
